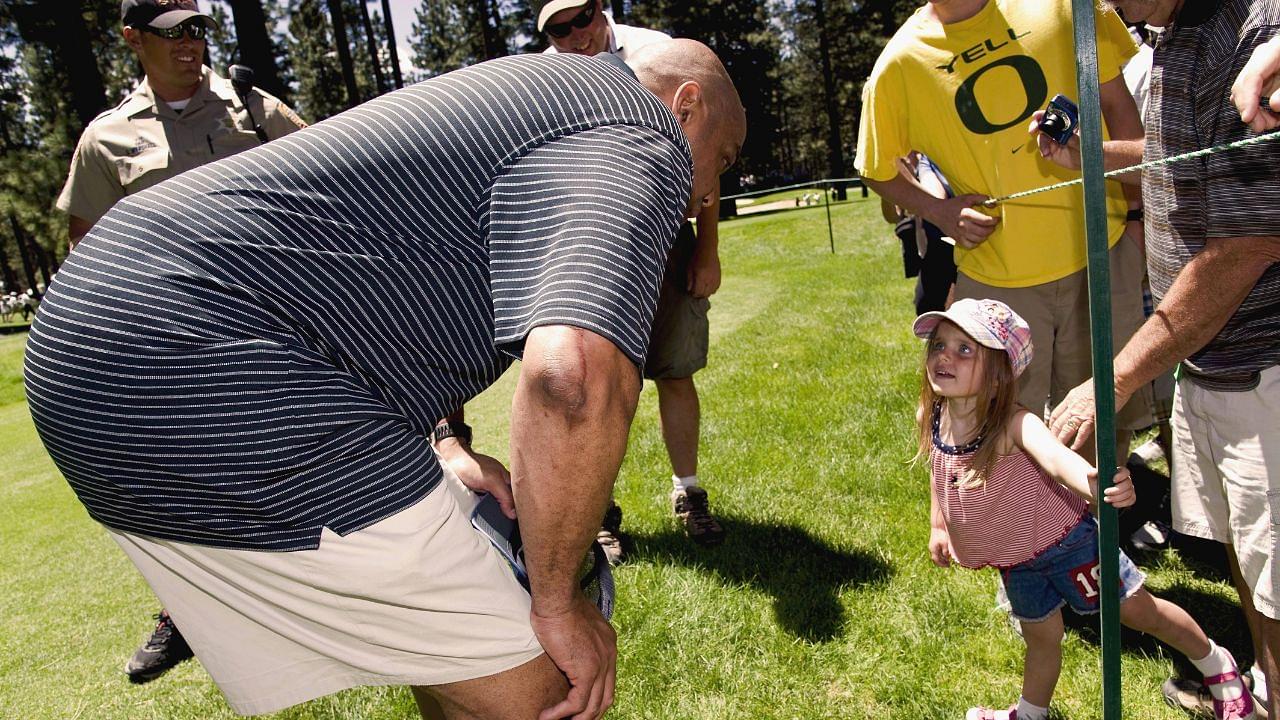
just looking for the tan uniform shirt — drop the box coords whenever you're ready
[57,67,307,226]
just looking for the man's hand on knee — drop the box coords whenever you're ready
[530,595,617,720]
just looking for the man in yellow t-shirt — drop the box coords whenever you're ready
[856,0,1151,447]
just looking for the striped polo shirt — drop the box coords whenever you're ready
[1145,0,1280,391]
[25,53,693,551]
[931,411,1087,569]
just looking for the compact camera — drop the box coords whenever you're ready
[1037,94,1080,145]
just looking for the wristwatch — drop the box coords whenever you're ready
[433,420,472,445]
[1125,208,1144,223]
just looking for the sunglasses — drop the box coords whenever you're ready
[138,21,208,41]
[545,2,596,39]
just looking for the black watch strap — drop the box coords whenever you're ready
[1125,208,1144,223]
[433,420,472,445]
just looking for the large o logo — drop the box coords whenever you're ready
[954,56,1048,135]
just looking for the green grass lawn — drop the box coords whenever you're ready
[0,199,1250,719]
[733,187,860,209]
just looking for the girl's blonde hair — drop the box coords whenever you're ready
[913,320,1020,487]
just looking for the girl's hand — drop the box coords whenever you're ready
[928,527,953,567]
[1087,466,1136,509]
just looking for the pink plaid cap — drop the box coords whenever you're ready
[912,298,1034,378]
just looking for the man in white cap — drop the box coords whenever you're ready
[536,0,728,561]
[56,0,306,683]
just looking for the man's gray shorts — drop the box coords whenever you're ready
[644,222,709,380]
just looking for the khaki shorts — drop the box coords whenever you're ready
[108,468,542,716]
[1170,365,1280,620]
[644,222,709,380]
[955,235,1152,429]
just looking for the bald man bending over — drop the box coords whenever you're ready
[27,39,744,720]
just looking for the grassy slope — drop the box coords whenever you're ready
[0,201,1246,719]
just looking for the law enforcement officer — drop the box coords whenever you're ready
[57,0,306,248]
[53,0,306,683]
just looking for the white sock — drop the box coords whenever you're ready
[1016,697,1049,720]
[1190,640,1245,701]
[1252,662,1268,699]
[672,474,699,492]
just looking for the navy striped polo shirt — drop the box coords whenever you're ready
[25,53,693,551]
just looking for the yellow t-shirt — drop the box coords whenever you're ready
[855,0,1137,288]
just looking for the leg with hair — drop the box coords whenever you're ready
[655,376,699,478]
[1230,549,1280,718]
[1260,616,1280,719]
[1019,610,1065,709]
[412,653,568,720]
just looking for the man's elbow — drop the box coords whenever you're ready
[522,327,640,425]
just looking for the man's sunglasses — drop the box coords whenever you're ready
[137,21,208,41]
[545,2,595,38]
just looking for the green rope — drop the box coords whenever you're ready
[983,129,1280,207]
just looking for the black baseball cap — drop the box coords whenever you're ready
[121,0,214,29]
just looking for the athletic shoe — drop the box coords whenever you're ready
[596,502,627,565]
[1130,436,1167,467]
[1247,666,1270,711]
[966,705,1017,720]
[1166,677,1218,719]
[1164,663,1260,720]
[672,486,724,546]
[125,610,194,683]
[1131,519,1172,551]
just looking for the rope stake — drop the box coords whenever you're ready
[982,128,1280,207]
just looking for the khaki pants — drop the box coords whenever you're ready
[1171,365,1280,619]
[109,472,542,715]
[955,236,1152,429]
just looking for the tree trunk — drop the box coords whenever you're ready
[8,214,40,296]
[380,0,403,89]
[610,0,625,22]
[475,0,505,60]
[812,0,848,200]
[10,1,108,134]
[225,0,291,103]
[356,0,387,94]
[0,229,18,294]
[326,0,361,108]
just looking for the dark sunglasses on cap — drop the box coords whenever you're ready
[137,20,208,41]
[545,2,595,38]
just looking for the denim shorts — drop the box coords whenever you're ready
[1001,517,1146,623]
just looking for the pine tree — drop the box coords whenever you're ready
[205,3,238,73]
[287,0,347,120]
[624,0,780,205]
[225,0,292,102]
[409,0,523,79]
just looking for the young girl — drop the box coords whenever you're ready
[914,298,1254,720]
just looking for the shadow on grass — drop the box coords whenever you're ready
[627,517,893,642]
[1060,581,1254,677]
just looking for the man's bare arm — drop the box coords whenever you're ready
[1050,236,1280,448]
[688,186,721,298]
[69,215,94,250]
[1098,74,1147,228]
[864,175,995,249]
[511,324,639,720]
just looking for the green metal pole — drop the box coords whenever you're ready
[1069,3,1122,718]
